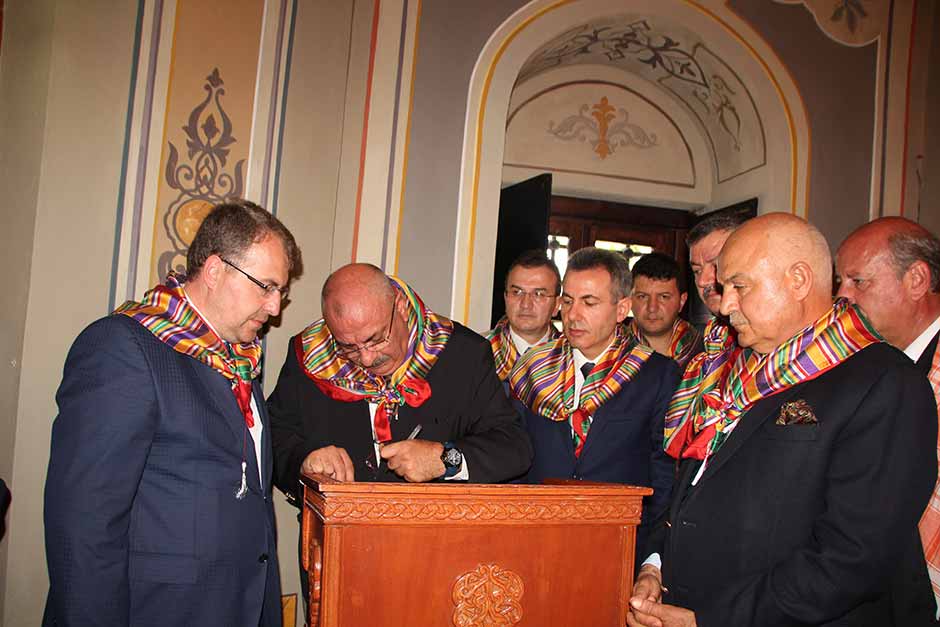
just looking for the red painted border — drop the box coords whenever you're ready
[350,0,382,262]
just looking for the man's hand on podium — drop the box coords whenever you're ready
[303,446,355,482]
[381,439,445,482]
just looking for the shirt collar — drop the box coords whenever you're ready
[509,326,552,354]
[904,315,940,361]
[572,339,614,370]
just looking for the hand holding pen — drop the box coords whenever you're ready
[379,424,446,482]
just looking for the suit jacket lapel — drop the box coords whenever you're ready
[190,359,262,490]
[693,384,805,487]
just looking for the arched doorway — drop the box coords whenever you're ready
[451,0,809,330]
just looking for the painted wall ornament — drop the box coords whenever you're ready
[548,96,659,159]
[519,17,765,182]
[159,68,245,277]
[773,0,887,46]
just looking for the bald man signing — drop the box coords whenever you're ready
[268,263,532,492]
[629,214,937,627]
[837,217,940,615]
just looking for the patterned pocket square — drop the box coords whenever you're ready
[776,399,818,425]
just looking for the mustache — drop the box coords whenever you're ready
[729,313,748,327]
[367,354,391,369]
[701,284,718,298]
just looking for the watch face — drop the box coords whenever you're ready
[443,447,463,468]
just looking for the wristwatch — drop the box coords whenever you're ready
[440,441,463,478]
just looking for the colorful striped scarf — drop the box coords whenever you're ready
[509,325,653,457]
[294,277,453,442]
[629,317,702,368]
[114,272,261,426]
[485,316,559,380]
[663,318,737,458]
[919,336,940,611]
[664,299,880,461]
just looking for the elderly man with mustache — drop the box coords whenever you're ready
[629,213,937,627]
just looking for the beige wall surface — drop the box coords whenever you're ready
[0,0,56,619]
[729,0,877,248]
[397,0,529,313]
[2,1,138,624]
[918,7,940,235]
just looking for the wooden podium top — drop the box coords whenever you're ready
[301,473,653,527]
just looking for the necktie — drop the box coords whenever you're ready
[573,362,595,453]
[580,362,595,381]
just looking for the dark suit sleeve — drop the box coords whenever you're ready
[646,358,681,528]
[267,336,327,501]
[695,363,938,627]
[453,336,534,483]
[44,317,159,626]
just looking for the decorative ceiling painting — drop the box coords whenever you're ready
[517,16,767,184]
[773,0,888,46]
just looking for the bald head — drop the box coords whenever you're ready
[836,217,940,348]
[321,264,409,377]
[321,263,396,322]
[717,213,833,354]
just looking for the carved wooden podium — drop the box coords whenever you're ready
[300,474,652,626]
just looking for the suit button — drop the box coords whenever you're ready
[679,520,696,528]
[258,553,269,563]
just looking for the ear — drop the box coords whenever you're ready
[787,261,814,301]
[615,296,631,324]
[551,295,562,316]
[904,261,932,301]
[394,291,408,319]
[679,291,688,311]
[201,255,225,291]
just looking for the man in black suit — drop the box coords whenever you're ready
[268,263,532,492]
[836,216,940,616]
[510,247,680,557]
[629,213,937,627]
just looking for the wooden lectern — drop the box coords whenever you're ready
[300,474,652,626]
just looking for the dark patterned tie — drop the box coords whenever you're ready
[573,362,595,449]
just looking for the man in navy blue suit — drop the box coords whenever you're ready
[509,247,680,557]
[44,200,300,627]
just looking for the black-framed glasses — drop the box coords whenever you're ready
[220,258,289,299]
[505,287,557,303]
[334,297,397,357]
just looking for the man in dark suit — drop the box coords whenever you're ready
[267,263,532,492]
[485,249,561,381]
[510,247,680,556]
[629,213,938,627]
[44,201,299,627]
[836,216,940,616]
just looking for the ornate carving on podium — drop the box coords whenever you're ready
[326,498,642,523]
[452,564,524,626]
[302,511,323,626]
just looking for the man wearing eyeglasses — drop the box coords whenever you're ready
[509,247,680,558]
[267,263,532,491]
[486,250,562,381]
[44,200,300,627]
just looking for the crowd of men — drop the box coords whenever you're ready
[40,200,940,626]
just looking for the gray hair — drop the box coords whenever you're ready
[889,231,940,292]
[566,247,632,300]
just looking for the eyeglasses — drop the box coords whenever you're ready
[505,287,557,303]
[334,298,397,357]
[221,258,290,299]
